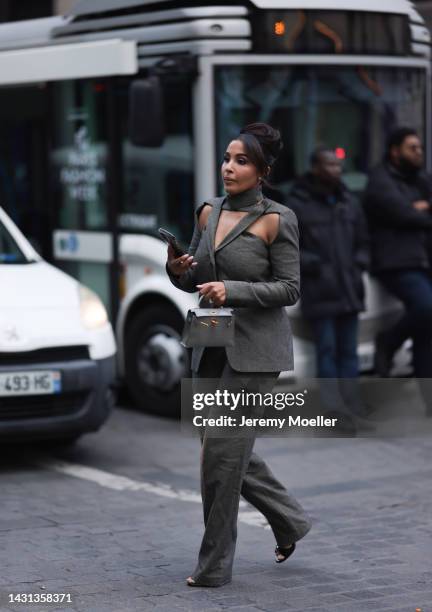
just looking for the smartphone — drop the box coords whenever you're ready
[158,227,185,257]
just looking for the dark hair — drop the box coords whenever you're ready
[386,127,418,155]
[236,123,283,183]
[310,146,334,167]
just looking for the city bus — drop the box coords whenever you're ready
[0,0,429,415]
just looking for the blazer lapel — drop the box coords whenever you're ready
[206,199,224,271]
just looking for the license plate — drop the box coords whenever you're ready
[0,371,62,396]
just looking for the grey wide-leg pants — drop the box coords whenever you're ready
[191,348,312,586]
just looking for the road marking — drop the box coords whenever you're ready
[40,460,270,529]
[238,511,271,530]
[39,460,203,502]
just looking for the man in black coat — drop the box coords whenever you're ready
[363,127,432,415]
[288,147,371,428]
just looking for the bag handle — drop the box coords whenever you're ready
[198,294,221,308]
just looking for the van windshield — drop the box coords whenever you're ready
[0,220,30,264]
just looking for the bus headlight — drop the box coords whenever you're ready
[79,285,108,329]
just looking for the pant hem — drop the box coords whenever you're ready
[274,521,312,547]
[189,576,232,587]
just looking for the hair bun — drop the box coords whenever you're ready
[240,122,283,165]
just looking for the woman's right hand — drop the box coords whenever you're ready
[167,244,197,276]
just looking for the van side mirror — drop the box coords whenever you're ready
[128,77,165,147]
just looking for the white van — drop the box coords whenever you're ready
[0,207,116,442]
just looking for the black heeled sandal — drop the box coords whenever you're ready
[186,576,231,588]
[275,542,296,563]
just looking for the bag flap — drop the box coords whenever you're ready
[192,307,233,318]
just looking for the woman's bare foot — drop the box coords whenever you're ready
[186,576,195,586]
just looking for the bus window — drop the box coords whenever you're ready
[115,75,195,245]
[215,65,426,200]
[0,85,50,259]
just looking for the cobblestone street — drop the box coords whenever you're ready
[0,402,431,612]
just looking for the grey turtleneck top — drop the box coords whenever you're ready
[222,185,264,212]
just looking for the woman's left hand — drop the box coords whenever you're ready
[196,282,226,306]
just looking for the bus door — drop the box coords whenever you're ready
[50,78,119,320]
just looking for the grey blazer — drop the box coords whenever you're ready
[167,197,300,373]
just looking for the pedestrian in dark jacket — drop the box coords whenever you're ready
[288,147,371,429]
[363,127,432,415]
[426,173,432,274]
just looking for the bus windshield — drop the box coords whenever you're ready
[0,218,30,264]
[215,64,426,198]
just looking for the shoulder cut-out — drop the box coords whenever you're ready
[198,204,213,230]
[264,212,280,244]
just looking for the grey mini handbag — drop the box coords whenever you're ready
[181,297,234,348]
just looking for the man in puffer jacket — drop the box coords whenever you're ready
[363,127,432,416]
[288,147,371,431]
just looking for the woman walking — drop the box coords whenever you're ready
[166,123,311,587]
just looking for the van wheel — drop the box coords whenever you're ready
[125,305,189,417]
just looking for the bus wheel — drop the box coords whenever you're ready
[125,305,189,417]
[39,435,81,449]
